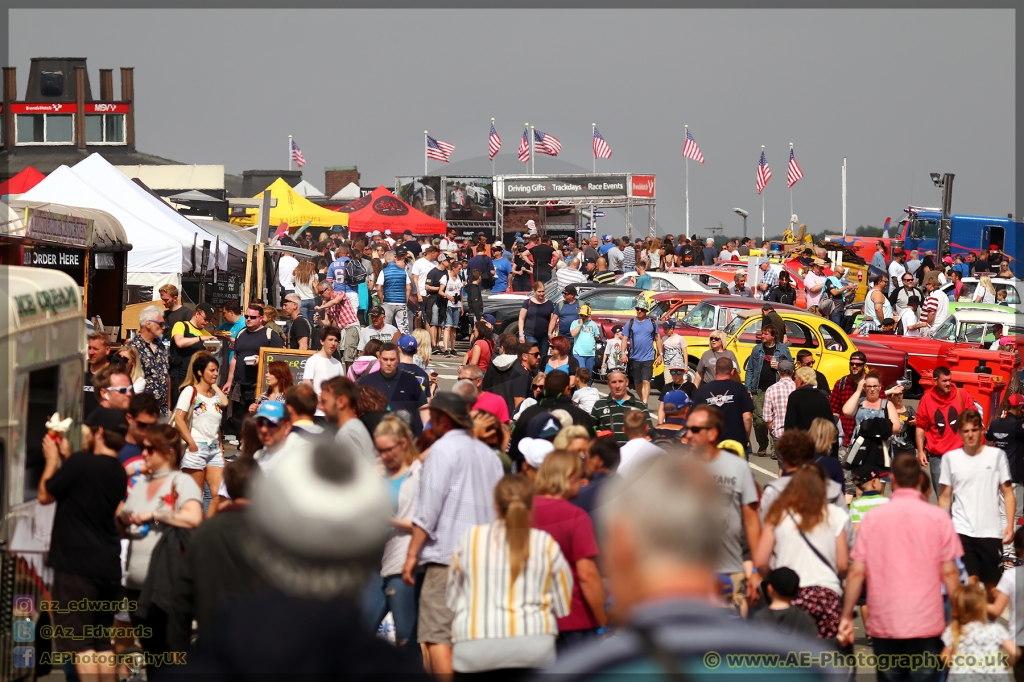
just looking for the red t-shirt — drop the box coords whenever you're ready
[473,339,493,374]
[531,496,600,632]
[473,391,510,424]
[914,386,976,456]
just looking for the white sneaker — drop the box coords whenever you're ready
[228,439,239,447]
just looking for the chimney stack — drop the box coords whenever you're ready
[2,67,15,152]
[99,68,113,101]
[74,66,86,149]
[120,67,135,149]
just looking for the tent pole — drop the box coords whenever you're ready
[288,135,292,172]
[424,131,428,176]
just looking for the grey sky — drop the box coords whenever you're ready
[10,8,1015,239]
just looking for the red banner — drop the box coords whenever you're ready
[11,102,77,114]
[631,175,656,198]
[86,103,129,113]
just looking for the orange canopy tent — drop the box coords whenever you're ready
[334,186,447,235]
[0,167,46,196]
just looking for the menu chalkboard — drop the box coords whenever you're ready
[256,347,316,395]
[209,274,242,308]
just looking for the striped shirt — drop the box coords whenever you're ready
[592,270,617,285]
[622,245,636,271]
[592,395,655,445]
[849,491,889,524]
[447,522,573,642]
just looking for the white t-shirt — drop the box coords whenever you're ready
[719,249,740,261]
[617,438,665,478]
[411,258,435,296]
[997,566,1024,645]
[804,272,826,308]
[438,238,456,251]
[939,446,1011,538]
[358,324,399,351]
[278,255,299,289]
[662,335,688,369]
[926,291,951,333]
[887,261,906,294]
[303,353,343,416]
[175,386,223,444]
[292,271,318,300]
[604,337,624,369]
[898,307,921,337]
[769,505,849,594]
[443,273,464,303]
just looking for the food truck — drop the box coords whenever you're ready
[0,265,86,679]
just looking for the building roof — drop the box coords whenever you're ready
[115,165,225,191]
[1,146,183,178]
[292,180,325,198]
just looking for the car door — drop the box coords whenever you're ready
[814,321,853,388]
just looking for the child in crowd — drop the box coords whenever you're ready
[942,583,1018,679]
[752,567,819,638]
[849,466,889,533]
[988,526,1024,681]
[571,368,601,415]
[602,325,626,375]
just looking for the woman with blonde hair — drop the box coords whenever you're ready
[973,274,997,304]
[118,345,147,393]
[530,450,607,649]
[363,416,422,650]
[553,425,591,460]
[411,328,432,369]
[648,237,662,271]
[941,582,1018,678]
[447,475,573,677]
[291,258,319,324]
[808,418,847,494]
[755,464,849,639]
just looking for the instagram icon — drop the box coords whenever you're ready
[12,595,34,617]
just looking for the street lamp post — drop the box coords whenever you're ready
[732,208,749,240]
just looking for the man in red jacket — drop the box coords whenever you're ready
[915,365,977,499]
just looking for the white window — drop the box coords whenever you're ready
[85,114,125,144]
[15,114,75,145]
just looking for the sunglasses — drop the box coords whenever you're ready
[849,362,865,368]
[255,417,279,428]
[710,337,723,342]
[528,351,541,357]
[669,369,686,375]
[106,386,133,395]
[244,314,260,320]
[147,320,167,328]
[532,385,544,391]
[684,425,711,434]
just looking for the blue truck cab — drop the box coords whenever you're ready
[895,208,1022,277]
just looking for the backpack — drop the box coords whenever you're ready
[344,258,368,286]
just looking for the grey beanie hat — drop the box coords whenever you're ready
[246,432,393,599]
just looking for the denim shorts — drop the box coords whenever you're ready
[444,306,461,329]
[181,441,224,470]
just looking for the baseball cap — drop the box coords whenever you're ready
[483,314,496,326]
[661,320,675,329]
[579,304,592,316]
[602,234,613,242]
[663,390,692,412]
[403,229,413,236]
[942,256,954,264]
[368,305,385,317]
[437,253,450,263]
[527,412,562,440]
[196,302,216,319]
[396,334,417,354]
[520,438,554,469]
[777,359,795,374]
[255,401,287,424]
[764,567,801,598]
[717,440,746,459]
[1008,394,1024,407]
[812,258,827,266]
[563,284,578,296]
[991,244,1001,250]
[85,406,129,436]
[611,324,624,334]
[853,465,886,486]
[384,229,392,235]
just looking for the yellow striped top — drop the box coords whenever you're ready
[447,521,573,642]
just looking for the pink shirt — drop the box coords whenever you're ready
[850,488,963,639]
[473,391,511,424]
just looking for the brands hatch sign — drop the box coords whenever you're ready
[500,175,629,200]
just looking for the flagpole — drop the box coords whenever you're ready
[761,145,766,243]
[592,123,596,174]
[424,131,429,175]
[288,134,292,171]
[684,125,690,240]
[842,157,848,237]
[491,118,496,176]
[789,143,794,223]
[530,125,535,175]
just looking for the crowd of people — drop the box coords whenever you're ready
[42,225,1024,682]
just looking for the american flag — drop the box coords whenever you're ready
[592,127,612,159]
[534,129,562,156]
[682,129,704,163]
[756,149,772,195]
[787,147,804,188]
[291,139,306,168]
[518,128,530,163]
[426,135,454,162]
[489,123,501,160]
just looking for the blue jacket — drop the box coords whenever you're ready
[745,342,794,394]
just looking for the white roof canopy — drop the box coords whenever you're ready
[329,182,361,201]
[293,180,325,198]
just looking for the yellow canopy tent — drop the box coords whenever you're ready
[230,178,349,229]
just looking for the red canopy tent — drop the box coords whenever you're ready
[332,186,447,235]
[0,167,46,196]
